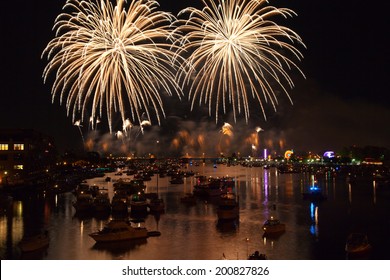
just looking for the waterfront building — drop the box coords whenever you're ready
[0,129,57,187]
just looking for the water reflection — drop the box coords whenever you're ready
[309,202,319,238]
[20,246,49,260]
[1,164,389,260]
[91,238,147,259]
[216,219,239,234]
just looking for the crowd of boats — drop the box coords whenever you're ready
[2,158,386,259]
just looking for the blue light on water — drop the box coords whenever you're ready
[310,186,320,192]
[310,202,315,220]
[310,224,316,235]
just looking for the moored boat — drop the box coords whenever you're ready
[248,251,267,260]
[93,188,111,213]
[130,193,148,213]
[113,179,146,196]
[89,220,148,243]
[73,193,94,212]
[217,193,239,220]
[193,176,234,197]
[262,217,286,235]
[111,194,129,213]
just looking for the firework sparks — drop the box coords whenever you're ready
[42,0,182,132]
[122,118,132,136]
[256,126,264,133]
[74,120,85,146]
[174,0,305,123]
[221,122,234,136]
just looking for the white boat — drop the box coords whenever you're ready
[19,231,49,253]
[89,220,148,242]
[262,217,286,235]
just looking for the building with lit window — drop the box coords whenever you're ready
[0,129,57,187]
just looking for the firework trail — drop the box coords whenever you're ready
[174,0,305,123]
[42,0,182,132]
[74,120,85,146]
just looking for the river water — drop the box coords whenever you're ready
[1,163,389,260]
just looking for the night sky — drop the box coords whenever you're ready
[1,0,388,155]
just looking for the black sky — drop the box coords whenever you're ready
[0,0,389,154]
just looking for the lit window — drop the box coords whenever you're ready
[0,144,8,150]
[14,144,24,151]
[14,165,23,170]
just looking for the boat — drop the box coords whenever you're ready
[248,251,267,260]
[217,193,239,220]
[345,233,372,257]
[89,220,148,243]
[129,193,148,213]
[147,173,165,212]
[19,231,49,253]
[113,179,146,196]
[93,188,111,213]
[73,183,91,197]
[73,193,94,212]
[193,176,234,197]
[111,194,129,213]
[262,217,286,235]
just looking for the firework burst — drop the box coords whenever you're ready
[42,0,182,132]
[174,0,305,123]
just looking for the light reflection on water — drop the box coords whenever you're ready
[1,164,389,260]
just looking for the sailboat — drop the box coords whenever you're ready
[148,173,165,212]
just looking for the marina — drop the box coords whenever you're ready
[1,161,389,260]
